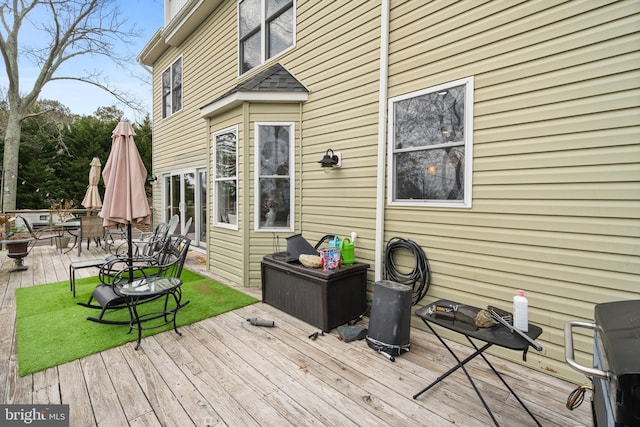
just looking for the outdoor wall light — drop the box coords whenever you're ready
[147,175,158,183]
[318,149,342,174]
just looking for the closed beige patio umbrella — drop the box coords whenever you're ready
[100,120,151,281]
[81,157,103,212]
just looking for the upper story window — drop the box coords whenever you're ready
[255,123,294,231]
[388,77,474,208]
[162,57,183,118]
[165,0,189,26]
[239,0,295,75]
[214,126,238,228]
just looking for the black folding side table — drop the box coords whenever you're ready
[413,299,543,427]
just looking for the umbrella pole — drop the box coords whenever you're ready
[127,223,133,283]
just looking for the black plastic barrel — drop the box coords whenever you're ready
[366,280,412,356]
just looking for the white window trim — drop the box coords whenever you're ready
[237,0,297,77]
[254,121,295,232]
[162,55,183,119]
[387,76,474,208]
[213,125,239,230]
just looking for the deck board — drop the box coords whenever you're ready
[58,360,96,427]
[0,244,591,426]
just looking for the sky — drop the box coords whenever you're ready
[0,0,164,122]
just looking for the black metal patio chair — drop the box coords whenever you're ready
[15,215,54,252]
[72,221,177,296]
[77,234,191,324]
[110,217,176,258]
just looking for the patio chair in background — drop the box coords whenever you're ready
[70,222,167,297]
[103,225,127,255]
[132,219,171,257]
[107,217,170,258]
[78,234,191,324]
[182,217,192,237]
[15,215,53,253]
[168,214,180,235]
[137,215,178,243]
[78,215,104,255]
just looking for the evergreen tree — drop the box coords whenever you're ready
[1,101,152,210]
[0,0,142,211]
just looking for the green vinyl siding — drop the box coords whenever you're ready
[143,0,639,383]
[386,0,639,382]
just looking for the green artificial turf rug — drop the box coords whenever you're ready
[15,269,258,376]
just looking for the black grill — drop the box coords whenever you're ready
[592,300,640,426]
[565,300,640,426]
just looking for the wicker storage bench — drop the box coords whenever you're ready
[261,253,369,332]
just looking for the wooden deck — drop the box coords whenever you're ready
[0,243,591,426]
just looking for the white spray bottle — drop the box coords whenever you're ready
[513,290,528,332]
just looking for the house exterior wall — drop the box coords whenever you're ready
[204,103,303,287]
[142,0,640,383]
[383,0,639,380]
[207,106,245,286]
[244,104,303,285]
[291,0,382,260]
[149,0,238,246]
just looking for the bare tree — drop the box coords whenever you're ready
[0,0,142,210]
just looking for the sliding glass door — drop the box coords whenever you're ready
[163,168,207,248]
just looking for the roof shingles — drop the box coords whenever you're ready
[200,63,308,115]
[236,63,307,92]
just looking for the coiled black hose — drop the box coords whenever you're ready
[566,384,590,410]
[384,237,431,305]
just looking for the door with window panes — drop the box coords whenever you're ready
[163,169,207,248]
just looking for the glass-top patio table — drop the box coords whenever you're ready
[117,276,189,350]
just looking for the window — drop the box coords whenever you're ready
[389,77,474,208]
[239,0,295,75]
[213,127,238,228]
[162,57,183,118]
[255,123,294,230]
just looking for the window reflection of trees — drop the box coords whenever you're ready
[184,172,196,187]
[395,148,464,200]
[215,131,237,223]
[268,7,293,57]
[239,0,294,73]
[162,58,182,116]
[162,69,170,115]
[394,84,466,201]
[216,133,236,178]
[239,0,260,37]
[259,125,290,228]
[171,58,182,113]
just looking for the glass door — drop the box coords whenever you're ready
[183,172,195,237]
[198,169,207,245]
[163,169,206,248]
